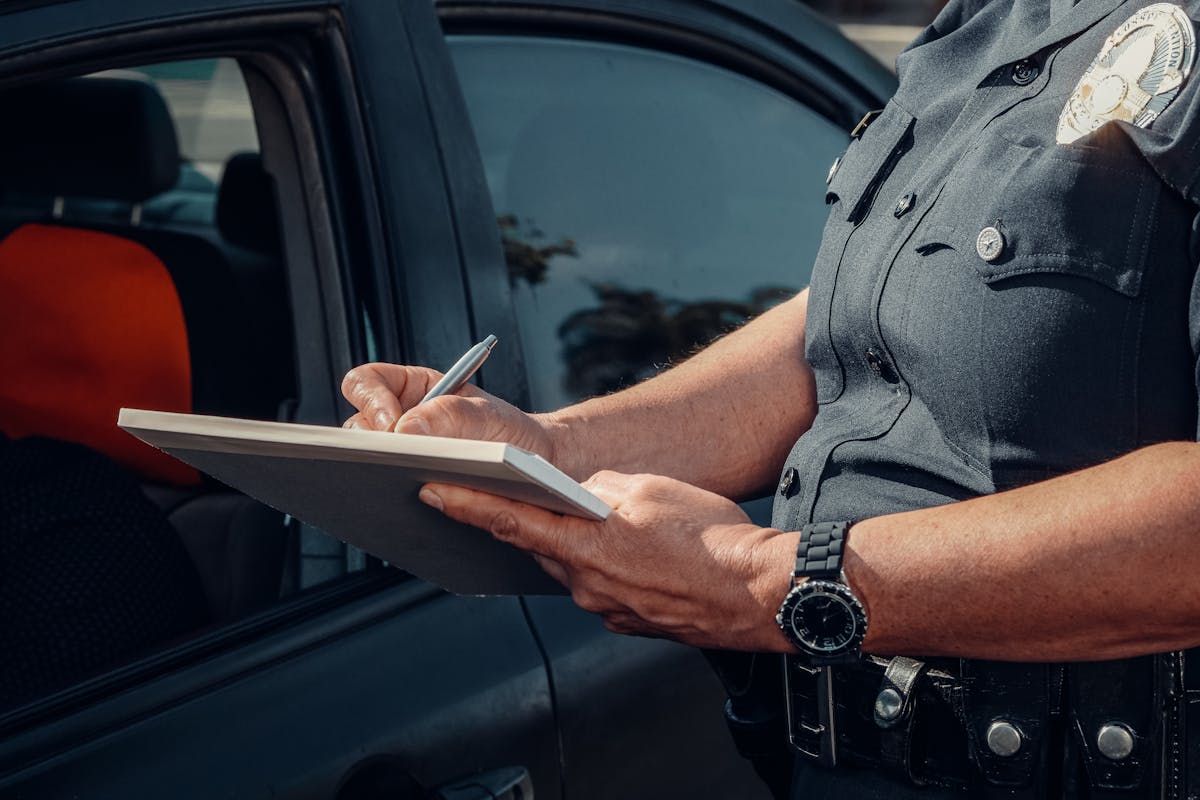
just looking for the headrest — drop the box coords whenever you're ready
[0,224,199,485]
[216,152,281,255]
[0,77,180,203]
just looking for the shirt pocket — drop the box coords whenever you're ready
[914,137,1156,297]
[906,132,1158,477]
[808,103,916,404]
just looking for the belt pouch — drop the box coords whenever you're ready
[874,656,928,781]
[829,657,972,788]
[961,660,1052,797]
[1067,656,1162,797]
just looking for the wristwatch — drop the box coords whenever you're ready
[776,520,867,665]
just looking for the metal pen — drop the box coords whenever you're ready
[419,334,498,405]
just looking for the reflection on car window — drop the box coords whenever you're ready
[449,36,848,410]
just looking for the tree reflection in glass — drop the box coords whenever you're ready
[499,214,794,399]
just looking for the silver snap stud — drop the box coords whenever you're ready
[1097,723,1135,761]
[874,688,903,724]
[976,226,1005,262]
[893,192,916,218]
[827,156,842,186]
[986,720,1023,757]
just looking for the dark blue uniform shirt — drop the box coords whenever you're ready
[772,0,1200,795]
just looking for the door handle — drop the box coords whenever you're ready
[433,766,533,800]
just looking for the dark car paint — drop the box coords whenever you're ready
[0,0,894,797]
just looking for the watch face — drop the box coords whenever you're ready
[782,582,863,654]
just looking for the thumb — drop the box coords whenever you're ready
[394,413,432,436]
[395,395,488,440]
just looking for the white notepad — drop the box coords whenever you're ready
[119,408,610,595]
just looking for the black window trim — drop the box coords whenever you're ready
[436,1,888,131]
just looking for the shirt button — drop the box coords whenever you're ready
[893,192,916,218]
[826,156,842,185]
[864,348,898,383]
[976,226,1006,261]
[1011,59,1040,86]
[778,466,800,498]
[866,349,884,375]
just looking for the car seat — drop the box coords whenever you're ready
[0,75,288,622]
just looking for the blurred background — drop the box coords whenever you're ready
[823,0,946,69]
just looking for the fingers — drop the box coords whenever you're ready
[581,470,751,525]
[396,395,485,438]
[580,470,639,507]
[419,483,590,564]
[342,362,510,438]
[397,394,517,442]
[341,364,441,431]
[532,554,570,586]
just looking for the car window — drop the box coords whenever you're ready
[134,59,260,183]
[122,60,260,226]
[0,57,367,714]
[447,35,849,411]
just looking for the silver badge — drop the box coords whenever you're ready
[1057,3,1196,144]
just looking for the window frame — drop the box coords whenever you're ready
[436,0,896,416]
[0,8,432,748]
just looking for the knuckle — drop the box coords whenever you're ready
[363,395,386,416]
[585,470,619,491]
[628,476,655,500]
[572,588,602,613]
[488,510,520,540]
[341,368,364,401]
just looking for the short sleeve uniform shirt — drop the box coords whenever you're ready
[774,0,1200,532]
[772,0,1200,795]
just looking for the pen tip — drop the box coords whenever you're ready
[482,334,498,350]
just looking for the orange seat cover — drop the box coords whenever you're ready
[0,223,199,485]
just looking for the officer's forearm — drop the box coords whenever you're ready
[843,441,1200,661]
[540,289,817,499]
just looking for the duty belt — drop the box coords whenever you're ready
[782,650,1192,798]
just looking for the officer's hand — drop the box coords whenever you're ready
[340,363,557,462]
[419,471,797,652]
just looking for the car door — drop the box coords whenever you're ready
[432,1,897,798]
[0,1,559,798]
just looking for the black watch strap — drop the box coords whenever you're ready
[794,521,851,581]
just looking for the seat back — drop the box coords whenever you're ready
[0,75,288,621]
[0,77,198,485]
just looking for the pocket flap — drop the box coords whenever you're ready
[826,105,916,225]
[913,137,1157,298]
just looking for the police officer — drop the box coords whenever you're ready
[341,0,1200,795]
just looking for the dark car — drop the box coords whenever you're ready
[0,0,894,797]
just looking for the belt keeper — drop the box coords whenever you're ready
[875,656,928,781]
[874,655,927,729]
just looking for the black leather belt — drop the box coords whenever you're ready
[783,653,1193,798]
[786,655,1047,793]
